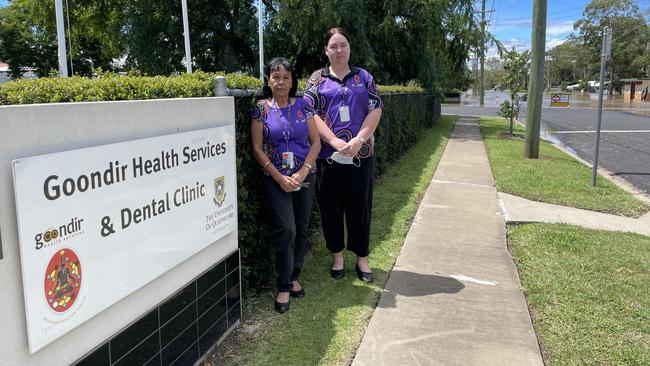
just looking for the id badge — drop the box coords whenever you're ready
[339,105,350,123]
[282,151,294,169]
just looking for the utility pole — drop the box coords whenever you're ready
[258,0,264,81]
[546,55,551,93]
[592,26,612,186]
[472,52,478,97]
[524,0,547,159]
[54,0,68,77]
[479,0,485,106]
[181,0,192,73]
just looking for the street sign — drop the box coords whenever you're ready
[602,27,612,60]
[550,93,570,107]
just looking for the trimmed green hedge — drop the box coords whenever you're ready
[0,73,435,292]
[0,71,259,104]
[0,72,423,105]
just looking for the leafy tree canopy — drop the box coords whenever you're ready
[548,0,650,88]
[0,0,480,91]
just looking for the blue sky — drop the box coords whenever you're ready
[482,0,650,56]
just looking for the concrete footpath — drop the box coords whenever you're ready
[353,117,544,366]
[499,192,650,237]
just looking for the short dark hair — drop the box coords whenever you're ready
[262,58,298,98]
[324,27,351,47]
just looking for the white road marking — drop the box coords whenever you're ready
[552,130,650,134]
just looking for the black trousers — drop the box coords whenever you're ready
[262,173,316,293]
[316,156,374,257]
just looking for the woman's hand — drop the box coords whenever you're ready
[328,137,347,152]
[339,136,363,157]
[275,174,300,193]
[291,166,310,185]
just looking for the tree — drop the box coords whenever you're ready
[183,0,257,73]
[0,1,58,77]
[0,0,480,89]
[497,48,530,135]
[263,0,376,78]
[65,0,127,75]
[0,0,127,77]
[547,40,584,86]
[573,0,650,94]
[484,56,505,89]
[262,0,478,90]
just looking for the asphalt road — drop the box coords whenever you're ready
[442,104,650,195]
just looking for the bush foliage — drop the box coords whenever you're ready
[0,73,435,292]
[0,72,423,105]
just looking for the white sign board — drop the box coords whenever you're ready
[12,126,237,353]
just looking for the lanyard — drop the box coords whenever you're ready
[337,84,349,106]
[271,98,293,151]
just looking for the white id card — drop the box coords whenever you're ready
[339,105,350,123]
[282,151,294,169]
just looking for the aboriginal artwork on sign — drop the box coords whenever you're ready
[44,249,82,313]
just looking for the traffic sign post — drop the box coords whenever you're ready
[592,26,611,186]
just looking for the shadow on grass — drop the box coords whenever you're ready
[212,116,457,366]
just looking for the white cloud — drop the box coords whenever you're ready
[501,38,530,52]
[546,20,575,36]
[486,45,500,58]
[481,38,530,59]
[498,18,532,27]
[545,38,565,50]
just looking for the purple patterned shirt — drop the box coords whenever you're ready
[250,98,316,176]
[303,66,383,159]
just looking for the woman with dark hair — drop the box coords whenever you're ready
[304,27,383,283]
[250,57,321,313]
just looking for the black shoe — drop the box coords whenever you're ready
[290,288,305,298]
[274,299,290,313]
[330,268,345,280]
[355,265,374,283]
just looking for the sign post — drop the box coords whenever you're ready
[592,26,611,186]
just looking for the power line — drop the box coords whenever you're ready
[487,0,496,26]
[612,21,649,42]
[491,0,501,34]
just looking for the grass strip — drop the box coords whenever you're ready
[509,223,650,366]
[209,115,457,366]
[479,117,648,217]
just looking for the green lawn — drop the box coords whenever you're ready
[509,224,650,366]
[209,116,457,366]
[479,117,648,217]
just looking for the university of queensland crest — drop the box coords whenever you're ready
[213,176,226,207]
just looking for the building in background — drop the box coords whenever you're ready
[0,61,37,83]
[621,78,650,104]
